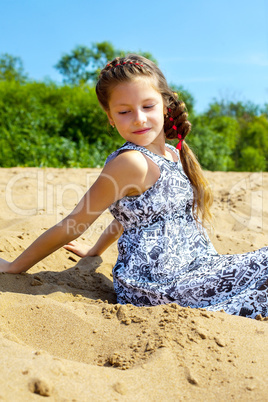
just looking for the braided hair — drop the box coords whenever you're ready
[96,54,213,225]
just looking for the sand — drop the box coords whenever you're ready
[0,167,267,401]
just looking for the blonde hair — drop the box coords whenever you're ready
[96,54,213,225]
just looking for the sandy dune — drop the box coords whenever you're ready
[0,168,267,401]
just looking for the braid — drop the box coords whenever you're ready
[100,57,146,76]
[164,93,192,143]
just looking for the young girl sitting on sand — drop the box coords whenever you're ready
[0,55,267,319]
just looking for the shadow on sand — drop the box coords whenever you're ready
[0,256,117,304]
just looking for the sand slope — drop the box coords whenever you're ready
[0,168,267,401]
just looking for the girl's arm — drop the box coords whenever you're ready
[63,219,123,257]
[0,165,122,274]
[0,150,149,274]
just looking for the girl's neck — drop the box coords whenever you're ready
[143,141,177,163]
[144,136,167,158]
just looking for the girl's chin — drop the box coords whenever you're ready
[128,133,158,146]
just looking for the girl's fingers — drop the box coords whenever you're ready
[63,242,88,258]
[63,241,78,250]
[63,244,72,250]
[64,241,77,247]
[63,241,93,258]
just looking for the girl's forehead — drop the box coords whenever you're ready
[109,78,161,104]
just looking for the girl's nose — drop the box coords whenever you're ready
[133,109,146,125]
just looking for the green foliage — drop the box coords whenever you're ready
[203,100,268,171]
[0,53,28,83]
[206,99,260,119]
[0,47,268,171]
[0,80,124,167]
[187,118,236,171]
[170,84,195,116]
[261,103,268,117]
[238,147,266,171]
[241,115,268,152]
[55,41,157,85]
[54,42,120,85]
[234,115,268,171]
[55,45,93,86]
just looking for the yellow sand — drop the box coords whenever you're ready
[0,168,267,401]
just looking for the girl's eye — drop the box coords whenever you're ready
[118,105,155,114]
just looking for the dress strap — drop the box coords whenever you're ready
[165,142,180,159]
[105,142,164,166]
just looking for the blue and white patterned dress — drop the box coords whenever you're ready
[105,142,268,318]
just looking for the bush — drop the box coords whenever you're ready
[239,147,266,172]
[0,80,267,171]
[0,81,124,167]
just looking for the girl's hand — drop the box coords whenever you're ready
[63,240,98,258]
[0,258,12,273]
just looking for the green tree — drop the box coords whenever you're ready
[0,80,124,167]
[261,103,268,117]
[236,115,268,171]
[239,147,266,171]
[203,99,268,171]
[206,99,260,120]
[55,41,157,86]
[0,53,28,83]
[55,45,93,86]
[55,42,118,85]
[187,116,236,171]
[170,84,195,116]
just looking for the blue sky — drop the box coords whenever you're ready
[1,0,268,112]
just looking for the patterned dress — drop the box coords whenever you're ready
[105,142,268,318]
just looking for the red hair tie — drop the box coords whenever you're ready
[172,125,184,150]
[176,139,183,150]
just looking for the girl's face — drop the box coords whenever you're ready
[106,78,166,148]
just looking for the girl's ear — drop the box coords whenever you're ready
[163,105,168,116]
[106,111,115,128]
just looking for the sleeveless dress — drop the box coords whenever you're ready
[105,141,268,318]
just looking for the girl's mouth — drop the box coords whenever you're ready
[132,128,151,135]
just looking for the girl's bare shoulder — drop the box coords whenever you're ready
[103,149,149,178]
[98,149,159,198]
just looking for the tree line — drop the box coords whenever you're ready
[0,42,267,171]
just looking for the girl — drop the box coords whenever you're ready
[0,55,267,318]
